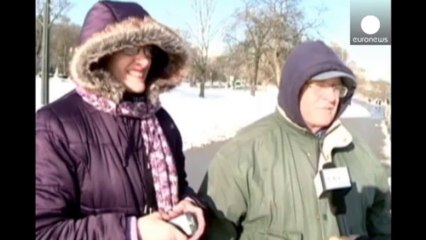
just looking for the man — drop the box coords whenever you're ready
[199,40,391,240]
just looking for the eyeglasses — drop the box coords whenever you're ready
[306,81,349,98]
[120,46,152,57]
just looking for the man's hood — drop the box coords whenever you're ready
[277,40,357,129]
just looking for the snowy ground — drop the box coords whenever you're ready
[36,77,391,188]
[36,77,390,158]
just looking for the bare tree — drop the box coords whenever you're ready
[330,42,349,63]
[238,4,273,96]
[51,17,81,76]
[224,0,316,95]
[188,46,204,86]
[175,29,199,86]
[218,42,251,87]
[189,0,217,98]
[260,0,322,86]
[36,0,72,72]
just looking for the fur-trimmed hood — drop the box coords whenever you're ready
[69,0,190,103]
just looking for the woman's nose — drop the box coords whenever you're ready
[134,53,150,69]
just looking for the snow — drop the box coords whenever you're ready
[36,77,388,152]
[36,76,391,190]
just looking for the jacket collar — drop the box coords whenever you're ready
[276,105,353,158]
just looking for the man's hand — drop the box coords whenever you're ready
[165,197,206,240]
[137,212,188,240]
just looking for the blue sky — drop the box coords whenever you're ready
[66,0,391,82]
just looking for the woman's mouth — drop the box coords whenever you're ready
[128,70,145,79]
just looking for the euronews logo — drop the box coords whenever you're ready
[350,0,391,45]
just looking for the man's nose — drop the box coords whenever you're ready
[322,87,338,102]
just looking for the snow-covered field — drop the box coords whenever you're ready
[36,77,389,154]
[36,76,391,189]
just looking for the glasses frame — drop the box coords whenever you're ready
[306,81,349,98]
[120,45,153,57]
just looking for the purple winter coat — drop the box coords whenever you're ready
[36,92,195,239]
[36,1,195,239]
[36,91,194,239]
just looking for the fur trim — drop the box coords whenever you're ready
[69,17,190,103]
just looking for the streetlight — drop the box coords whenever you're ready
[41,0,51,105]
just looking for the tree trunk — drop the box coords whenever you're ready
[199,79,205,97]
[274,58,282,86]
[251,54,260,96]
[199,67,206,98]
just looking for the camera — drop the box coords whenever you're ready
[168,212,198,237]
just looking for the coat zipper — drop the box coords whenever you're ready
[315,138,326,240]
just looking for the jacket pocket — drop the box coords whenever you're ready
[251,231,303,240]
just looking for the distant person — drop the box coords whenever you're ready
[199,40,391,240]
[36,1,205,240]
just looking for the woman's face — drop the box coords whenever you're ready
[107,46,152,93]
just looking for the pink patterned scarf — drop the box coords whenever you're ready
[76,86,179,213]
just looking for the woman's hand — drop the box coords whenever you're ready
[165,197,206,240]
[137,212,188,240]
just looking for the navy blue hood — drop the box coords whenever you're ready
[277,40,357,129]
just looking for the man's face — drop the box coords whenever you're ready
[299,77,347,133]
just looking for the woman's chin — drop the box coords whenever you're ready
[124,83,146,93]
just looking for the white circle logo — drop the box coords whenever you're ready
[361,15,380,35]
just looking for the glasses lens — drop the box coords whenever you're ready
[122,47,139,56]
[339,86,348,97]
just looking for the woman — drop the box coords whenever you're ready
[35,1,205,239]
